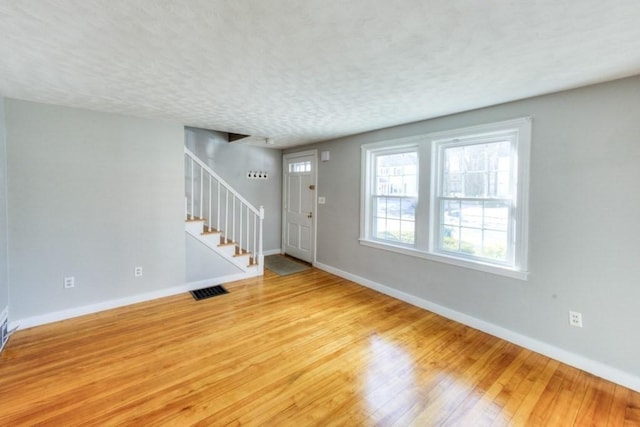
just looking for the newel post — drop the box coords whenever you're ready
[259,206,265,269]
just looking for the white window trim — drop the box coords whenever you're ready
[359,239,529,280]
[360,136,422,248]
[360,118,531,281]
[428,117,531,278]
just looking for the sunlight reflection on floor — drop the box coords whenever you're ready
[363,334,507,425]
[364,335,418,419]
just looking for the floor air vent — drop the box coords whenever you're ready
[190,285,229,301]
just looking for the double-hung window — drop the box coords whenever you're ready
[361,118,530,279]
[429,118,531,275]
[363,144,418,246]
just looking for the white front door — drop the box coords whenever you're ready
[283,152,317,263]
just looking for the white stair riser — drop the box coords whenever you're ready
[217,244,237,258]
[200,232,222,246]
[185,220,205,235]
[230,255,252,269]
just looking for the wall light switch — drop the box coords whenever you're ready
[318,197,326,204]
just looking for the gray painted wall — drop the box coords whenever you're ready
[185,127,282,252]
[287,75,640,377]
[6,99,186,320]
[0,99,8,313]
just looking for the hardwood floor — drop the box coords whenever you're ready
[1,268,638,426]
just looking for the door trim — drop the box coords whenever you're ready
[282,150,318,264]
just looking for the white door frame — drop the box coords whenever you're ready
[282,150,318,264]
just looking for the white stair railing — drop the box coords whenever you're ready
[185,148,264,267]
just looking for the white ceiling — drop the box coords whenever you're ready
[1,1,639,148]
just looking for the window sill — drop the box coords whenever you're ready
[359,238,529,280]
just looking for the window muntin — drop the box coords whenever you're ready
[370,149,418,245]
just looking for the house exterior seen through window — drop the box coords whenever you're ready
[435,140,514,264]
[360,118,531,280]
[372,150,418,245]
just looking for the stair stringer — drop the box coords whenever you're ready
[185,219,261,277]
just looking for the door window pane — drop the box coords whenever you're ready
[288,161,311,173]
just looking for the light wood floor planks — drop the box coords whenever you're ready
[1,268,638,426]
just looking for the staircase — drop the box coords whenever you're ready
[185,147,264,276]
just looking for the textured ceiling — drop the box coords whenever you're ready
[1,1,639,148]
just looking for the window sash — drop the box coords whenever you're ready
[437,138,517,200]
[365,145,419,247]
[433,196,514,265]
[431,128,523,269]
[372,151,418,197]
[371,195,417,245]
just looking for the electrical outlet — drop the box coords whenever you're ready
[569,311,583,328]
[134,266,143,277]
[63,276,75,289]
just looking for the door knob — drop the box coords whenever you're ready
[307,212,313,219]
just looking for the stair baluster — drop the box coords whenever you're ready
[184,147,264,274]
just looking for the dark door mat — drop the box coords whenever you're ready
[264,254,311,276]
[190,285,229,301]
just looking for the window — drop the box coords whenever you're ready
[289,161,311,173]
[362,144,418,246]
[429,118,530,275]
[361,118,530,279]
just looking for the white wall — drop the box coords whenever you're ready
[287,76,640,382]
[185,127,282,251]
[0,98,8,313]
[6,99,186,321]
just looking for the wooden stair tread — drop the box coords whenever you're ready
[185,215,207,222]
[201,226,221,234]
[233,251,252,258]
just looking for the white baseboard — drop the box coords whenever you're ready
[314,261,640,393]
[263,248,283,256]
[185,271,259,290]
[9,271,259,331]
